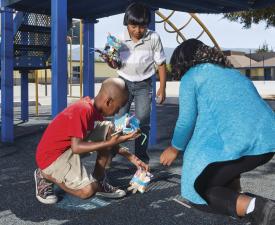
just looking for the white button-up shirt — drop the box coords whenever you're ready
[117,29,166,82]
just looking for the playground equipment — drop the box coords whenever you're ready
[67,36,73,97]
[1,0,274,143]
[156,10,221,50]
[36,10,221,116]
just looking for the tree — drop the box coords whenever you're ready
[223,6,275,28]
[256,41,273,53]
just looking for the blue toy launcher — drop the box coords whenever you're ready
[91,33,122,69]
[113,113,147,145]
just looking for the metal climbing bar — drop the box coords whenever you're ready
[155,10,221,50]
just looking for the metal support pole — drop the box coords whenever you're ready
[20,70,29,121]
[79,20,83,98]
[1,2,14,143]
[67,36,72,96]
[35,70,39,116]
[149,10,157,146]
[83,19,97,98]
[51,0,68,117]
[45,65,48,96]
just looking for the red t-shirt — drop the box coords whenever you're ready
[36,97,103,170]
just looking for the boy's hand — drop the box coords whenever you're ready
[109,130,141,145]
[156,87,166,104]
[119,129,141,141]
[160,146,179,166]
[117,147,149,171]
[130,155,149,172]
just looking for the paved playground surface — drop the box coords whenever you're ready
[0,100,275,225]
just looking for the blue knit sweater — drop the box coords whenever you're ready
[171,63,275,204]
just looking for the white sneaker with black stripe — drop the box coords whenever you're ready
[96,178,126,199]
[34,169,58,204]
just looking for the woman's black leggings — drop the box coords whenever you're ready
[194,152,274,217]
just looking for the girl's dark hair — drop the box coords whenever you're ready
[123,2,151,26]
[170,39,233,80]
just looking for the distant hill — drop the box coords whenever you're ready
[222,48,257,54]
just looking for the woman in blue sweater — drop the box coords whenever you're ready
[160,39,275,225]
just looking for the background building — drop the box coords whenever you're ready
[224,50,275,80]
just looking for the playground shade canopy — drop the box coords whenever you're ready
[3,0,275,19]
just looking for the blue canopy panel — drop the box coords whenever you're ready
[3,0,275,19]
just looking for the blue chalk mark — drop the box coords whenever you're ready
[56,195,111,211]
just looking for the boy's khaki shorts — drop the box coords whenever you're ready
[42,121,112,190]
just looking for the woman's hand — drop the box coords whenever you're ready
[160,146,179,166]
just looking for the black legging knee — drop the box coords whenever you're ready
[194,152,274,217]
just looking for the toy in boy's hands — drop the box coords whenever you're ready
[113,113,147,144]
[92,33,122,69]
[114,113,139,134]
[127,169,153,194]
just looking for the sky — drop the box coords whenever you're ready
[94,9,275,51]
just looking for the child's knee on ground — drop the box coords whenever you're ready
[41,171,98,199]
[78,183,98,199]
[41,171,54,182]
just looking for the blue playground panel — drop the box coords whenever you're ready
[3,0,275,17]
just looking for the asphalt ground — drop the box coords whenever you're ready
[0,101,274,225]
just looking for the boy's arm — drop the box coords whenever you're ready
[71,137,113,154]
[153,33,166,104]
[71,130,141,154]
[117,147,149,171]
[156,63,167,104]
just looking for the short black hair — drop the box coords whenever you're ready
[123,2,151,26]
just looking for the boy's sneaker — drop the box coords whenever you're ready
[96,179,126,199]
[249,196,275,225]
[34,169,58,204]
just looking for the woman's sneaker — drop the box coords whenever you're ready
[249,196,275,225]
[34,169,58,204]
[96,179,126,199]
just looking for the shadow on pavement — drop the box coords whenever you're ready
[1,104,274,224]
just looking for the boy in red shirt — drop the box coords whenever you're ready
[35,78,148,204]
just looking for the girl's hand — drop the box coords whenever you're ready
[160,146,179,166]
